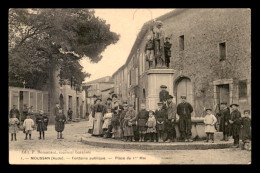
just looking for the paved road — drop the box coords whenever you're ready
[9,121,251,164]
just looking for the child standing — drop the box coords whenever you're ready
[23,114,35,140]
[240,110,251,150]
[146,110,157,142]
[55,109,66,139]
[155,102,166,143]
[136,103,149,142]
[9,114,20,141]
[102,108,113,138]
[203,108,217,143]
[36,110,49,140]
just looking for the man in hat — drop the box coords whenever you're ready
[229,104,241,147]
[164,95,177,142]
[21,104,29,124]
[164,36,172,68]
[159,85,169,104]
[92,98,106,136]
[219,102,231,141]
[10,105,20,120]
[177,95,194,142]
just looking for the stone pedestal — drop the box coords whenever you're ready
[145,68,175,111]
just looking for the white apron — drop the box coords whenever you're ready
[93,112,103,135]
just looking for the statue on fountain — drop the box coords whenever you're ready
[145,20,172,69]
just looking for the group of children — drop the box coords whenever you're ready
[9,108,67,141]
[203,103,251,150]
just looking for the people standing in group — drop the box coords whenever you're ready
[55,109,66,139]
[203,108,217,143]
[177,95,194,142]
[136,103,149,142]
[146,110,157,142]
[219,102,231,141]
[123,105,136,142]
[36,110,49,140]
[240,110,251,150]
[23,114,35,140]
[229,104,241,148]
[164,95,177,142]
[92,98,106,137]
[155,102,166,143]
[9,113,20,141]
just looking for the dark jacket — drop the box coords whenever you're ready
[219,107,231,133]
[159,90,169,102]
[10,108,20,119]
[177,102,193,118]
[36,114,49,131]
[230,109,241,136]
[55,113,66,132]
[92,104,106,118]
[136,109,149,127]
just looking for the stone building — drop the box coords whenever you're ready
[112,9,251,116]
[83,76,114,115]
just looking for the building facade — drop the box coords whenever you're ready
[112,9,251,116]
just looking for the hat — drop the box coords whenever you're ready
[160,85,167,88]
[96,98,102,101]
[165,36,171,39]
[230,103,239,107]
[205,108,212,111]
[123,103,128,107]
[181,95,187,99]
[168,95,173,99]
[107,97,112,101]
[220,102,227,105]
[112,94,118,98]
[157,102,163,105]
[156,20,163,26]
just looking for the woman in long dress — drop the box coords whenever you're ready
[92,98,106,136]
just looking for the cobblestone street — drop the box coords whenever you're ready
[9,121,251,164]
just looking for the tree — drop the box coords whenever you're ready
[9,8,120,89]
[9,8,120,122]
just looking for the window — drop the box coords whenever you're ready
[219,42,226,61]
[239,80,247,99]
[179,35,184,51]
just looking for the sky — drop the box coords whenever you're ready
[79,9,174,83]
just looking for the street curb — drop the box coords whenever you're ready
[81,137,234,150]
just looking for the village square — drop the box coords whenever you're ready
[9,8,251,165]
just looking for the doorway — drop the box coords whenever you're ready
[216,84,230,106]
[175,77,193,105]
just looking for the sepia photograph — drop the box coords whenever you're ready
[8,8,251,165]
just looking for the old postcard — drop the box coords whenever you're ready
[8,8,251,165]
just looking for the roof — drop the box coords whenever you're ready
[101,87,114,92]
[83,76,114,85]
[112,9,187,77]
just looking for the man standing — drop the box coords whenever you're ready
[21,104,29,124]
[219,102,231,141]
[67,108,73,122]
[177,96,194,142]
[164,95,177,142]
[10,105,20,120]
[159,85,169,104]
[229,104,241,148]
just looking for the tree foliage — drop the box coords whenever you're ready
[9,8,120,90]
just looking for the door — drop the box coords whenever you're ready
[217,84,230,106]
[176,77,193,105]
